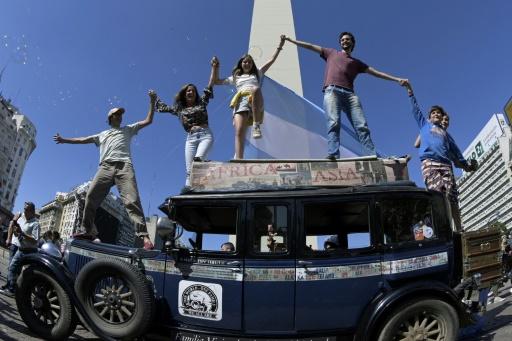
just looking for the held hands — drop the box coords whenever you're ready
[211,56,219,68]
[398,78,410,88]
[148,89,157,102]
[279,35,286,48]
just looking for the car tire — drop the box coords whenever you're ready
[376,299,459,341]
[15,266,78,340]
[74,257,155,339]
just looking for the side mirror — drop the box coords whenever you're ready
[156,216,176,240]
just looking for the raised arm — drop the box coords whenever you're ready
[136,90,157,129]
[406,84,427,128]
[284,35,322,54]
[211,56,226,85]
[53,133,95,144]
[366,66,409,87]
[208,56,218,89]
[259,35,286,74]
[154,91,175,114]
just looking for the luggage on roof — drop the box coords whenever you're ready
[189,156,410,192]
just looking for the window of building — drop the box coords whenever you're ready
[304,201,371,253]
[380,198,436,244]
[174,205,238,253]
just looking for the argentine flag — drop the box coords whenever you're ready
[245,77,364,159]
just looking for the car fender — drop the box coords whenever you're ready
[19,253,117,341]
[354,280,464,341]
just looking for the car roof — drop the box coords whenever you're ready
[169,180,425,201]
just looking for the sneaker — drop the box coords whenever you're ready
[180,186,192,194]
[0,288,14,297]
[193,156,203,162]
[92,238,102,243]
[252,125,262,139]
[325,155,337,161]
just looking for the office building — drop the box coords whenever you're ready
[0,95,36,212]
[457,114,512,231]
[38,181,136,245]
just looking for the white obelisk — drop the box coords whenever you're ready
[248,0,302,95]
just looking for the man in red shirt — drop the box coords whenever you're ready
[285,32,409,159]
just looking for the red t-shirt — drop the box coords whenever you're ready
[320,48,368,91]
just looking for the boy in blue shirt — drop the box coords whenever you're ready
[406,84,477,230]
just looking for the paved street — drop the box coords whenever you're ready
[0,246,511,340]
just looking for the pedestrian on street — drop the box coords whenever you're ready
[0,202,40,297]
[154,59,217,188]
[53,90,157,250]
[284,32,409,159]
[405,83,477,230]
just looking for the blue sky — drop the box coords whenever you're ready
[1,0,511,215]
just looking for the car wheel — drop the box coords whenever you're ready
[376,299,459,341]
[15,266,78,340]
[74,257,155,339]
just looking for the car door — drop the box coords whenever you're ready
[163,200,244,331]
[242,200,296,333]
[377,193,453,286]
[295,195,383,331]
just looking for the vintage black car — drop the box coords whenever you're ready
[14,159,502,341]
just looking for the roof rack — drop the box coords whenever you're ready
[189,156,410,193]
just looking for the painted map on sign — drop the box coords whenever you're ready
[190,158,409,192]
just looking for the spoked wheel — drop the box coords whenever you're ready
[92,277,136,324]
[377,299,459,341]
[15,266,77,340]
[74,258,154,339]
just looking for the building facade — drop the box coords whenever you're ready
[38,182,135,245]
[0,95,36,212]
[457,114,512,232]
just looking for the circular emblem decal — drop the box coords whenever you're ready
[181,284,219,319]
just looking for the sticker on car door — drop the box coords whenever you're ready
[178,280,223,321]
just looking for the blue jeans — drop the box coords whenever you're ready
[185,127,213,186]
[323,86,376,157]
[6,248,36,292]
[8,244,18,263]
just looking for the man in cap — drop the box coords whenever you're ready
[53,90,156,249]
[0,201,40,296]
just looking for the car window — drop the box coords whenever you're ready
[251,204,289,254]
[174,206,238,252]
[380,197,436,244]
[304,201,371,253]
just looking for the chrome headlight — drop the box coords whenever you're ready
[40,242,62,259]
